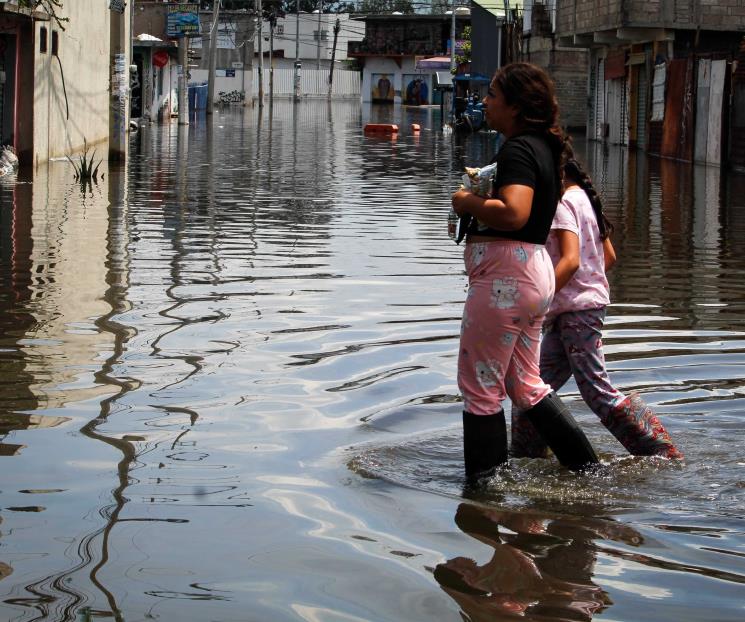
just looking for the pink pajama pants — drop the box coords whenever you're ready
[458,240,555,415]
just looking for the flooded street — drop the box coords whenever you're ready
[1,101,744,621]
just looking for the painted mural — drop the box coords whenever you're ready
[403,74,429,105]
[371,73,394,103]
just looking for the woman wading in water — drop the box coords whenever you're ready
[451,63,598,480]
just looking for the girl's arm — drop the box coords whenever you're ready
[553,229,580,292]
[451,184,534,231]
[603,237,617,271]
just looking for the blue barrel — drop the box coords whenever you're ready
[188,83,209,112]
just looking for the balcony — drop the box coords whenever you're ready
[348,39,446,58]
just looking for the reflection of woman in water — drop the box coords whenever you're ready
[434,503,628,621]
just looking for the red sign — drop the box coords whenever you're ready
[153,50,169,68]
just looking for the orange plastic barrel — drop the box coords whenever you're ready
[363,124,399,134]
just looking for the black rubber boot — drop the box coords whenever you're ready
[463,410,508,481]
[523,392,599,471]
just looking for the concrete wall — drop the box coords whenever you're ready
[32,1,129,165]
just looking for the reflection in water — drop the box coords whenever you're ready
[435,503,625,620]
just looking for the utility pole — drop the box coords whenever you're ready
[316,0,322,70]
[269,14,275,100]
[327,17,340,99]
[450,0,457,74]
[257,0,264,107]
[207,0,221,114]
[178,36,189,124]
[293,0,301,100]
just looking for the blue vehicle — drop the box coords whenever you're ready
[452,73,491,134]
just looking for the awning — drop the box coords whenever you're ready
[417,56,452,70]
[434,71,453,89]
[452,73,491,83]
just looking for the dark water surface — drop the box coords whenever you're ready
[1,102,744,621]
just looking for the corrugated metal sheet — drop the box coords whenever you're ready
[694,58,712,163]
[607,77,628,145]
[588,59,596,139]
[706,60,727,165]
[730,50,745,171]
[636,61,649,150]
[595,58,605,140]
[661,58,694,161]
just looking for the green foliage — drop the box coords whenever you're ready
[358,0,414,13]
[67,140,103,188]
[455,24,471,66]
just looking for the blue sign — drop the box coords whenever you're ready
[167,3,200,38]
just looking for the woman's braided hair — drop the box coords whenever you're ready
[492,62,572,194]
[564,157,614,240]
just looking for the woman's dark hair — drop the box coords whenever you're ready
[564,158,614,240]
[492,62,571,189]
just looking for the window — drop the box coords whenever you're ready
[51,30,59,56]
[313,30,328,41]
[40,27,48,54]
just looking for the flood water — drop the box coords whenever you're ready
[1,101,744,622]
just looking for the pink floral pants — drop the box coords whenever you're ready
[458,240,555,415]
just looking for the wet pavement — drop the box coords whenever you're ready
[0,101,744,621]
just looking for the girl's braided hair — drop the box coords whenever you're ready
[564,158,614,240]
[492,62,572,194]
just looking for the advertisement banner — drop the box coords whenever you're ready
[167,3,201,38]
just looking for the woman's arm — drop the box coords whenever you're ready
[602,237,616,272]
[451,184,534,231]
[553,229,580,292]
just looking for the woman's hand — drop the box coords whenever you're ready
[452,189,478,216]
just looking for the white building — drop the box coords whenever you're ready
[257,12,363,70]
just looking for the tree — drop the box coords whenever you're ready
[20,0,69,30]
[358,0,414,14]
[201,0,356,13]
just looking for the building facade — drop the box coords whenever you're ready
[556,0,745,168]
[1,0,131,166]
[519,0,588,130]
[348,13,470,105]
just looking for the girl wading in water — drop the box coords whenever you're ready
[451,62,598,480]
[511,157,683,460]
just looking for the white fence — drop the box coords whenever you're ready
[251,67,360,99]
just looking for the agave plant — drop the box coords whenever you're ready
[67,139,103,184]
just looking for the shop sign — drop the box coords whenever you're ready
[167,3,201,38]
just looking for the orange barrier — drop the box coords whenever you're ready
[364,123,399,135]
[411,124,421,133]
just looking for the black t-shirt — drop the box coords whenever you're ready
[465,132,560,244]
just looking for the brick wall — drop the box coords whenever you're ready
[557,0,745,34]
[554,68,588,130]
[557,0,617,34]
[522,34,588,130]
